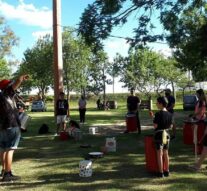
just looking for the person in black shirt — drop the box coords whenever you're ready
[150,96,173,178]
[0,75,29,182]
[55,92,69,134]
[165,89,176,139]
[126,88,141,134]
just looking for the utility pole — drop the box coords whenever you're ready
[53,0,63,113]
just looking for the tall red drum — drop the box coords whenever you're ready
[144,135,166,173]
[183,120,205,145]
[126,113,137,132]
[183,121,194,145]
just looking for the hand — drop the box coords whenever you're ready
[23,75,29,81]
[149,110,154,118]
[20,74,29,81]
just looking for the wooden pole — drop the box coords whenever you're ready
[53,0,63,113]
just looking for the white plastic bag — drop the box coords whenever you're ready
[105,137,116,152]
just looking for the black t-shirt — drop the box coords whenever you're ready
[166,95,175,113]
[153,110,173,132]
[127,95,140,111]
[56,99,68,115]
[0,86,20,129]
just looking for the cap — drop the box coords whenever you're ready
[0,79,12,90]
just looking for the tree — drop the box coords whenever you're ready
[106,53,122,94]
[78,0,203,51]
[86,50,110,102]
[62,27,91,99]
[19,35,53,100]
[162,4,207,81]
[0,59,11,79]
[118,48,188,97]
[0,17,18,58]
[158,58,190,96]
[119,48,160,97]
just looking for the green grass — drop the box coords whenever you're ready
[1,102,206,191]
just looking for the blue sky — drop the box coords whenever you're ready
[0,0,171,93]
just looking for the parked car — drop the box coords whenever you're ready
[31,100,47,112]
[183,95,198,110]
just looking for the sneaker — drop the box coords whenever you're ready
[9,172,21,181]
[163,171,170,177]
[2,172,21,182]
[0,169,4,177]
[2,172,13,182]
[157,172,164,178]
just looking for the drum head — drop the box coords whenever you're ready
[88,152,103,158]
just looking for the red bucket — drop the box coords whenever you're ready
[126,113,137,132]
[60,131,69,141]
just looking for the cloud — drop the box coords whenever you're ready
[32,30,53,40]
[0,0,52,29]
[104,38,130,61]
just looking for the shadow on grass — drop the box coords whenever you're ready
[5,108,207,191]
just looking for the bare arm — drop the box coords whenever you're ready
[12,75,29,90]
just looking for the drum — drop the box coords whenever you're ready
[88,152,103,159]
[79,160,92,177]
[19,112,31,130]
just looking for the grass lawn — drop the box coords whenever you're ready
[1,102,207,191]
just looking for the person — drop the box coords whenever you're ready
[96,98,101,109]
[55,92,69,134]
[165,89,176,139]
[0,74,29,182]
[149,96,173,178]
[189,126,207,171]
[193,89,206,120]
[78,95,87,124]
[126,88,141,134]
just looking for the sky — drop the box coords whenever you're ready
[0,0,171,93]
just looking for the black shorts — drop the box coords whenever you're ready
[154,131,170,150]
[203,135,207,147]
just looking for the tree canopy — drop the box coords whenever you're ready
[79,0,206,81]
[79,0,204,50]
[18,35,54,99]
[0,17,18,58]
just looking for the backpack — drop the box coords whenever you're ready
[38,123,49,134]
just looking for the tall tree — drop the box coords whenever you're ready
[162,3,207,81]
[106,53,122,94]
[0,59,11,79]
[86,50,110,100]
[19,35,53,100]
[0,17,18,58]
[62,27,91,99]
[119,48,188,97]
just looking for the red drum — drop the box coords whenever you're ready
[183,122,194,145]
[183,120,205,145]
[126,113,137,132]
[144,135,166,173]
